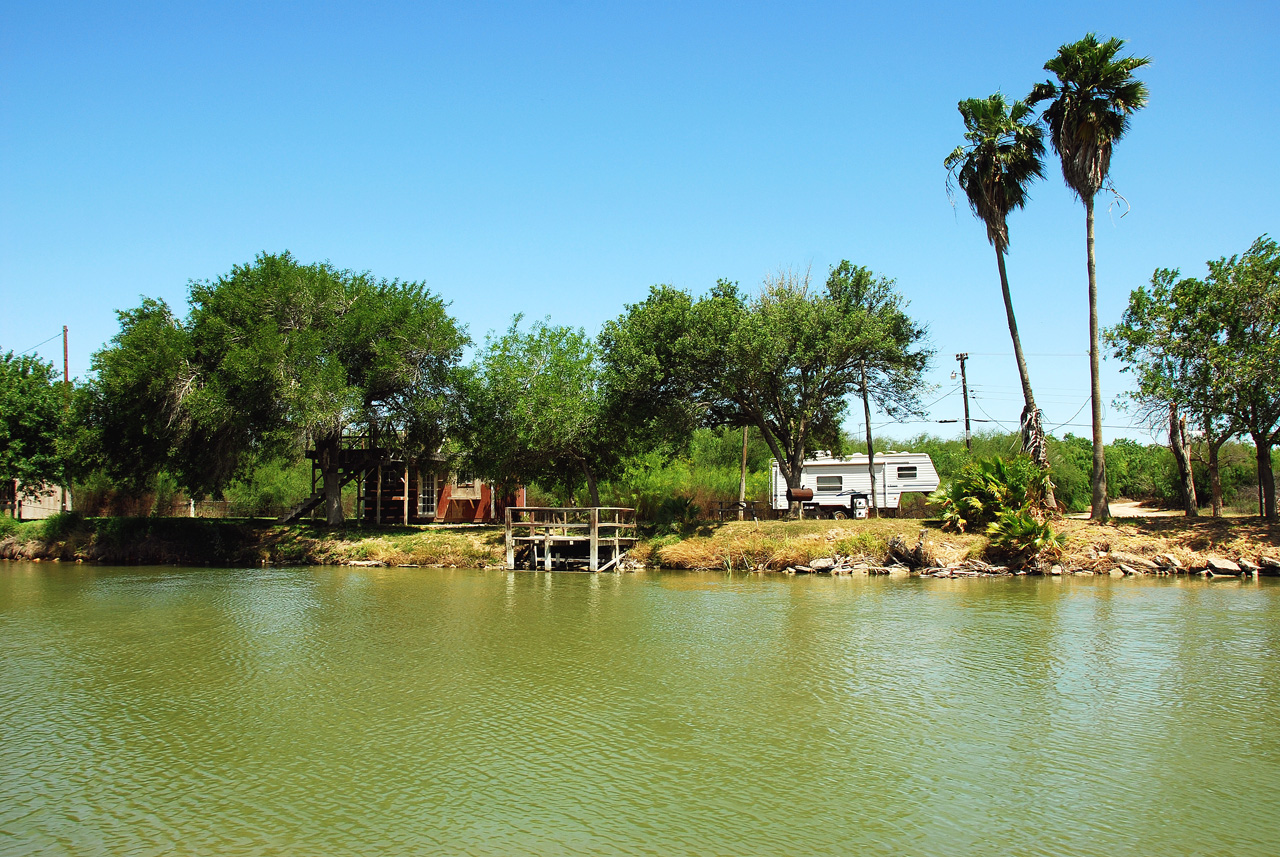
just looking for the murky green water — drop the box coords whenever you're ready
[2,563,1279,856]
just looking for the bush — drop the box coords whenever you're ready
[40,511,85,542]
[986,507,1063,563]
[931,456,1042,532]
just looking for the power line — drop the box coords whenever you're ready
[17,332,62,355]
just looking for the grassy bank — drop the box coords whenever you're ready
[4,511,1279,572]
[0,514,506,567]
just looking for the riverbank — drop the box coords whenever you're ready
[4,511,1280,575]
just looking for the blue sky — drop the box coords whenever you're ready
[2,1,1276,444]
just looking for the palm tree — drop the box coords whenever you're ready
[945,93,1056,510]
[1029,33,1149,522]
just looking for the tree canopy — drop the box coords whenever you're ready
[601,266,931,515]
[457,317,623,506]
[0,352,65,501]
[1109,236,1280,519]
[84,252,468,523]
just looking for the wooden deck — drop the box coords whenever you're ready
[505,507,637,571]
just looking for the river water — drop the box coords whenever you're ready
[2,562,1278,856]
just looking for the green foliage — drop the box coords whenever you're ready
[83,253,468,521]
[986,507,1063,562]
[39,511,84,542]
[930,456,1041,531]
[458,317,620,504]
[223,458,313,518]
[945,93,1045,253]
[601,266,931,512]
[1029,34,1150,202]
[0,352,66,496]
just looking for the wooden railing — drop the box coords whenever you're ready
[504,507,637,571]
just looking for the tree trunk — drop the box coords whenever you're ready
[755,418,804,519]
[1169,403,1197,516]
[581,460,600,508]
[737,425,748,521]
[318,431,344,525]
[996,247,1056,511]
[861,364,877,518]
[1208,442,1218,516]
[1254,434,1276,521]
[1085,196,1110,521]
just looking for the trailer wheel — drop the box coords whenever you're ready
[831,511,848,520]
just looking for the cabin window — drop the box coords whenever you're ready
[418,471,437,517]
[897,466,918,480]
[450,470,483,501]
[816,475,842,493]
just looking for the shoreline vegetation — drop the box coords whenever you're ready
[3,511,1278,579]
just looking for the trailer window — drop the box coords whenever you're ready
[897,466,918,480]
[816,476,842,493]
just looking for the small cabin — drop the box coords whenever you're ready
[360,460,525,526]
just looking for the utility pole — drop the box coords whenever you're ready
[956,352,971,451]
[61,326,69,512]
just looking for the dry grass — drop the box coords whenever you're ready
[643,514,1280,571]
[651,519,984,570]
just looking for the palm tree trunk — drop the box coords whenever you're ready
[995,246,1056,510]
[861,363,877,518]
[1085,196,1110,521]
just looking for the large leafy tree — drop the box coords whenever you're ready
[1204,237,1280,519]
[1030,33,1150,522]
[0,352,66,506]
[458,317,623,506]
[602,268,931,517]
[1110,238,1280,519]
[826,262,931,515]
[1108,269,1232,516]
[945,93,1056,510]
[85,253,468,523]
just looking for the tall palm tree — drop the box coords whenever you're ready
[945,93,1056,510]
[1030,33,1149,522]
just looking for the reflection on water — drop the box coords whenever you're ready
[2,564,1279,856]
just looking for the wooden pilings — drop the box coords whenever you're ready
[504,506,637,571]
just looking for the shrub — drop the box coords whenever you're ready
[931,456,1042,532]
[986,507,1063,564]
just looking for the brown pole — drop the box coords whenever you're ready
[61,326,69,512]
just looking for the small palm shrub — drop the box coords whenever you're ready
[987,507,1064,563]
[931,456,1041,531]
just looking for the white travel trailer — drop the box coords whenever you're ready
[769,452,940,518]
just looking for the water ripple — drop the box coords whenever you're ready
[2,566,1279,855]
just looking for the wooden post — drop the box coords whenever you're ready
[505,506,514,569]
[375,464,382,525]
[403,462,410,525]
[543,525,553,571]
[589,507,600,572]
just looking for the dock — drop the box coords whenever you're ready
[505,507,637,571]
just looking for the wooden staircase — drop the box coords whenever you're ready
[277,448,384,524]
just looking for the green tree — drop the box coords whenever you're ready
[458,317,621,506]
[945,93,1056,509]
[1108,268,1237,516]
[1203,237,1280,519]
[85,253,468,523]
[602,268,931,517]
[1110,240,1280,518]
[0,352,65,507]
[1030,33,1150,522]
[826,262,932,515]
